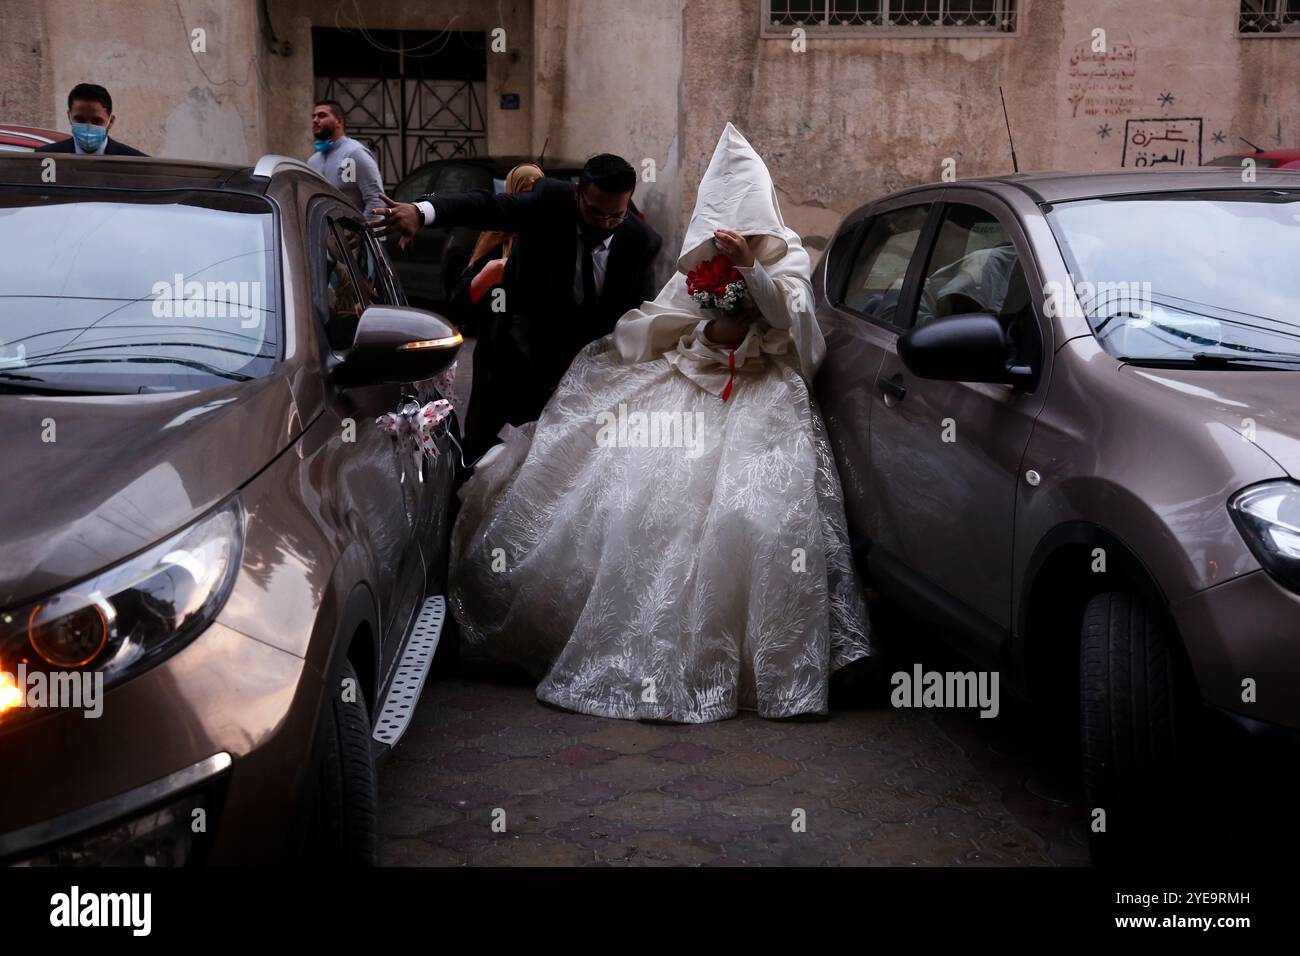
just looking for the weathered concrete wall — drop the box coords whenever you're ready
[261,0,536,162]
[0,0,266,163]
[533,0,686,286]
[669,0,1300,259]
[0,0,534,165]
[0,0,55,129]
[5,0,1298,279]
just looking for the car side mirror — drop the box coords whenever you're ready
[897,312,1034,388]
[331,304,462,389]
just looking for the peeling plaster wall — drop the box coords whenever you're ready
[5,0,1299,275]
[1,0,266,162]
[0,0,55,126]
[672,0,1300,260]
[261,0,535,163]
[0,0,534,167]
[533,0,687,287]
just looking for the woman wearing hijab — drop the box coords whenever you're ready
[449,162,545,328]
[448,124,873,723]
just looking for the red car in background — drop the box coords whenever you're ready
[0,125,70,152]
[1207,148,1300,170]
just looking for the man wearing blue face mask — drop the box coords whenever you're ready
[307,100,383,221]
[35,84,146,156]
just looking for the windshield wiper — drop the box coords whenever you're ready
[25,356,253,382]
[0,371,135,396]
[1190,351,1300,367]
[1120,352,1300,370]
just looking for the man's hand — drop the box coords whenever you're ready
[714,228,754,268]
[369,193,422,250]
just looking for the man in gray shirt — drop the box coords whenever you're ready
[307,100,384,220]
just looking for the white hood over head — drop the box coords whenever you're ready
[676,122,791,276]
[611,122,825,392]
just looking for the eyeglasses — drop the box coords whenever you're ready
[579,193,628,225]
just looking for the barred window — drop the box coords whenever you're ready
[762,1,1018,36]
[1239,1,1300,34]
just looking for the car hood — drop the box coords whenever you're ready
[0,374,301,607]
[1121,364,1300,478]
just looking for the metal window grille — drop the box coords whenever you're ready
[764,0,1018,35]
[1239,1,1300,34]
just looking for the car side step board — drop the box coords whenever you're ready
[372,595,445,753]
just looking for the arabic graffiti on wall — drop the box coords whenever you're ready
[1121,118,1203,167]
[1066,42,1138,118]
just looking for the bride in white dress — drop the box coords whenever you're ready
[448,123,873,722]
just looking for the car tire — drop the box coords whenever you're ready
[305,658,380,865]
[1079,591,1189,862]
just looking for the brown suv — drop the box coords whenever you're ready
[813,168,1300,843]
[0,153,461,864]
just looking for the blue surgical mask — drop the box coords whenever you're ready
[71,123,108,153]
[313,138,335,154]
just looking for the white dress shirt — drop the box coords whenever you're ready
[574,225,613,305]
[415,198,613,304]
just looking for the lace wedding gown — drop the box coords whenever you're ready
[448,123,872,722]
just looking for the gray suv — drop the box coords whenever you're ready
[813,168,1300,847]
[0,153,461,864]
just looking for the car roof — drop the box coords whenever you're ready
[0,125,69,147]
[0,152,322,196]
[889,167,1300,205]
[1212,148,1300,162]
[406,154,587,176]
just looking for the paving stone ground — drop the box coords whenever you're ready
[401,339,1091,866]
[377,657,1092,866]
[420,340,1300,867]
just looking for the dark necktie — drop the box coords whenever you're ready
[580,234,599,311]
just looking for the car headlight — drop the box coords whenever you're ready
[0,500,244,712]
[1229,480,1300,593]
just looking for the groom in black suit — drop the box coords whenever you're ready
[372,154,662,459]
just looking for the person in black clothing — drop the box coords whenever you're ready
[35,84,147,156]
[372,154,662,461]
[447,162,545,460]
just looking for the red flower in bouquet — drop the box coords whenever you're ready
[686,253,749,313]
[686,253,742,297]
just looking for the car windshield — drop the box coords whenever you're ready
[0,189,278,393]
[1046,189,1300,363]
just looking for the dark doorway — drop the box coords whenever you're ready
[312,27,488,189]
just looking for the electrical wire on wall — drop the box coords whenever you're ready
[173,0,271,92]
[332,0,474,59]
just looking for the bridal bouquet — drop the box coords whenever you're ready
[686,253,750,314]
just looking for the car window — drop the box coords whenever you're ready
[334,217,393,307]
[913,203,1036,362]
[0,189,278,392]
[1047,189,1300,361]
[321,220,366,350]
[841,204,930,325]
[432,164,489,193]
[391,168,435,203]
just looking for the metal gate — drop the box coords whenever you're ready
[312,28,487,189]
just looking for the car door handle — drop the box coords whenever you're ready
[879,375,907,404]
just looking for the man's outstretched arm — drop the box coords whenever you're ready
[369,182,552,248]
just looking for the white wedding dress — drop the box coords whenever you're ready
[448,123,873,722]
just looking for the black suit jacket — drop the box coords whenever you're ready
[35,137,147,156]
[424,178,662,389]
